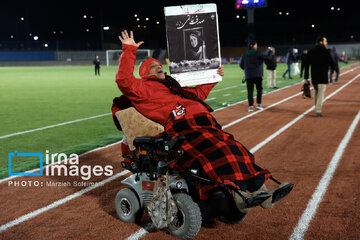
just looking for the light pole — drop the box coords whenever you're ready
[246,8,255,43]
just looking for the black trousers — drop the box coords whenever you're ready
[300,63,305,78]
[246,77,263,106]
[95,66,100,75]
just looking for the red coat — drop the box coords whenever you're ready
[114,44,216,127]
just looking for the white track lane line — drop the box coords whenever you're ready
[289,111,360,240]
[0,65,359,237]
[0,170,130,233]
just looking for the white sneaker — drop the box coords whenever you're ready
[256,104,264,110]
[248,106,254,112]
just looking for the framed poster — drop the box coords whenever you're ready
[164,4,222,86]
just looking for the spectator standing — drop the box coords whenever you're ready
[329,47,348,84]
[300,49,308,78]
[293,48,300,75]
[339,51,347,62]
[240,41,273,112]
[93,55,101,76]
[282,48,296,79]
[265,47,277,88]
[304,36,335,117]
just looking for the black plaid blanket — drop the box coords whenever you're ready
[165,113,271,200]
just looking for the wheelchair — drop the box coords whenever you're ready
[114,134,273,239]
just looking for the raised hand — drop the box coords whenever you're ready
[118,30,144,47]
[217,65,224,76]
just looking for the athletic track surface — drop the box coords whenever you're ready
[1,63,359,240]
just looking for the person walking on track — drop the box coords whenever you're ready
[265,47,277,89]
[329,46,348,84]
[282,48,296,79]
[304,36,335,117]
[240,40,273,112]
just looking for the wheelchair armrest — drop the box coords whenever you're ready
[164,135,185,151]
[133,136,164,148]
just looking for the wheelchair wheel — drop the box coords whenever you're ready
[115,188,142,223]
[168,193,202,239]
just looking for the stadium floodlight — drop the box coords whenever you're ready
[106,49,152,66]
[33,36,39,40]
[44,43,48,47]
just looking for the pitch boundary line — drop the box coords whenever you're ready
[0,113,112,140]
[0,66,358,236]
[289,111,360,240]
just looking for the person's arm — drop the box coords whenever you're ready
[239,55,245,70]
[115,31,149,100]
[260,49,273,61]
[184,83,217,101]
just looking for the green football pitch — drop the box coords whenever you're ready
[0,62,351,178]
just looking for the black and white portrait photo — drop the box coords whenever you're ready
[165,6,221,76]
[164,4,222,86]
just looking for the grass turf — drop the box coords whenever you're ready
[0,62,352,178]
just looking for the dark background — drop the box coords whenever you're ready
[1,0,359,50]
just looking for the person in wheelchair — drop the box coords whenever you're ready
[112,30,293,215]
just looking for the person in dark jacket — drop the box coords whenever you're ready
[240,40,273,112]
[265,47,277,88]
[304,36,335,117]
[282,48,296,79]
[329,47,348,84]
[93,55,101,76]
[300,49,308,78]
